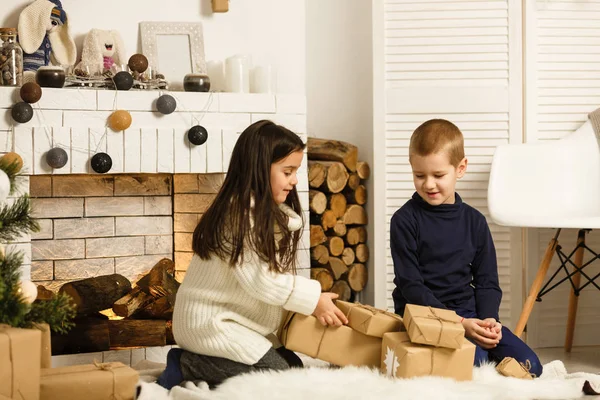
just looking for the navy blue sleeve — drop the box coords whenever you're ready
[471,215,502,321]
[390,210,447,309]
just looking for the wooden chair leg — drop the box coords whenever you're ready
[565,229,587,352]
[515,229,561,337]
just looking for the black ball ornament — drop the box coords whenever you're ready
[11,102,34,123]
[91,152,112,174]
[46,147,68,169]
[187,125,208,146]
[113,71,134,90]
[156,94,177,115]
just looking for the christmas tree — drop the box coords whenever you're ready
[0,153,74,333]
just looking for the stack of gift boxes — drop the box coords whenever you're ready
[1,324,138,400]
[278,302,477,381]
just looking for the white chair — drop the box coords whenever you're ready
[488,117,600,351]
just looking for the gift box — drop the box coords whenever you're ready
[403,304,465,349]
[40,362,139,400]
[336,301,405,338]
[0,324,42,400]
[381,331,475,381]
[496,357,534,380]
[278,312,382,367]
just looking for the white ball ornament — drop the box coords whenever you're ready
[0,169,10,203]
[18,279,38,304]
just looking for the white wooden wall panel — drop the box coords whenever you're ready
[525,0,600,347]
[380,0,522,327]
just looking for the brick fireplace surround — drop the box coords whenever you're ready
[0,86,310,366]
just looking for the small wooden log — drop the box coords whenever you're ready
[330,280,352,302]
[347,263,368,292]
[341,247,356,266]
[310,225,327,248]
[347,173,361,190]
[307,137,358,172]
[345,226,367,246]
[36,285,55,301]
[309,161,349,194]
[325,236,345,257]
[309,190,327,214]
[327,219,347,237]
[344,185,367,205]
[112,287,151,318]
[107,319,167,348]
[354,243,369,263]
[308,161,326,188]
[311,268,334,292]
[136,258,180,306]
[342,205,368,225]
[320,210,337,230]
[310,244,330,265]
[59,274,132,316]
[132,296,174,320]
[328,193,347,219]
[327,257,348,280]
[51,318,110,355]
[356,161,370,180]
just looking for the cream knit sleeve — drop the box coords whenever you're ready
[232,249,321,316]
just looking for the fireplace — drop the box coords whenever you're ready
[0,87,309,365]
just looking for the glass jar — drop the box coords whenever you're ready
[0,28,23,87]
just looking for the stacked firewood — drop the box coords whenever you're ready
[307,138,369,302]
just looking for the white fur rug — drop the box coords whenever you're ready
[134,360,600,400]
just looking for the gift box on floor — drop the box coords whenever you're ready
[0,324,42,400]
[336,301,405,338]
[40,362,139,400]
[403,304,465,349]
[381,331,475,381]
[496,357,534,380]
[278,312,382,367]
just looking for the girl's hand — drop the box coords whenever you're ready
[312,293,349,327]
[461,318,500,349]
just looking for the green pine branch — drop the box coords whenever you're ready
[0,195,39,241]
[0,251,30,326]
[26,294,76,334]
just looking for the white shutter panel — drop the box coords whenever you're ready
[382,0,521,325]
[525,1,600,347]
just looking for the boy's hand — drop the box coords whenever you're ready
[462,318,500,349]
[483,318,503,341]
[312,293,349,327]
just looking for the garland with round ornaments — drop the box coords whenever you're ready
[9,54,210,174]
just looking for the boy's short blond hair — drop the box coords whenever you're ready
[409,119,465,167]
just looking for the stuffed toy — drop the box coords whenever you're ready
[17,0,76,73]
[77,29,127,75]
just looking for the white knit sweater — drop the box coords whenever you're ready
[172,203,321,365]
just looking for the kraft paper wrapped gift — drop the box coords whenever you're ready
[403,304,465,349]
[0,324,42,400]
[381,331,475,381]
[278,312,382,367]
[336,301,405,338]
[40,362,139,400]
[496,357,534,380]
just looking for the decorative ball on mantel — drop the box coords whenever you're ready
[0,169,10,203]
[91,152,112,174]
[11,102,34,123]
[108,110,132,131]
[0,152,24,172]
[113,71,134,91]
[156,94,177,115]
[188,125,208,146]
[46,147,68,169]
[17,279,38,304]
[20,82,42,104]
[128,53,148,73]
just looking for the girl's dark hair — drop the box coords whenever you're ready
[192,120,306,273]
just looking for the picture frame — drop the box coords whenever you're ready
[140,21,206,90]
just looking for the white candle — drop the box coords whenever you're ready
[207,60,225,92]
[225,55,250,93]
[251,65,276,94]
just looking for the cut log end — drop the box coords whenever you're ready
[330,280,352,302]
[311,268,334,292]
[348,263,368,292]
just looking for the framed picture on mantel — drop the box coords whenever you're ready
[140,21,206,91]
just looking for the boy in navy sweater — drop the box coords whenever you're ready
[390,119,542,376]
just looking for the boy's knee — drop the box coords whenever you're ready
[524,355,543,378]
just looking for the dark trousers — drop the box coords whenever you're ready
[179,346,303,387]
[456,309,543,377]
